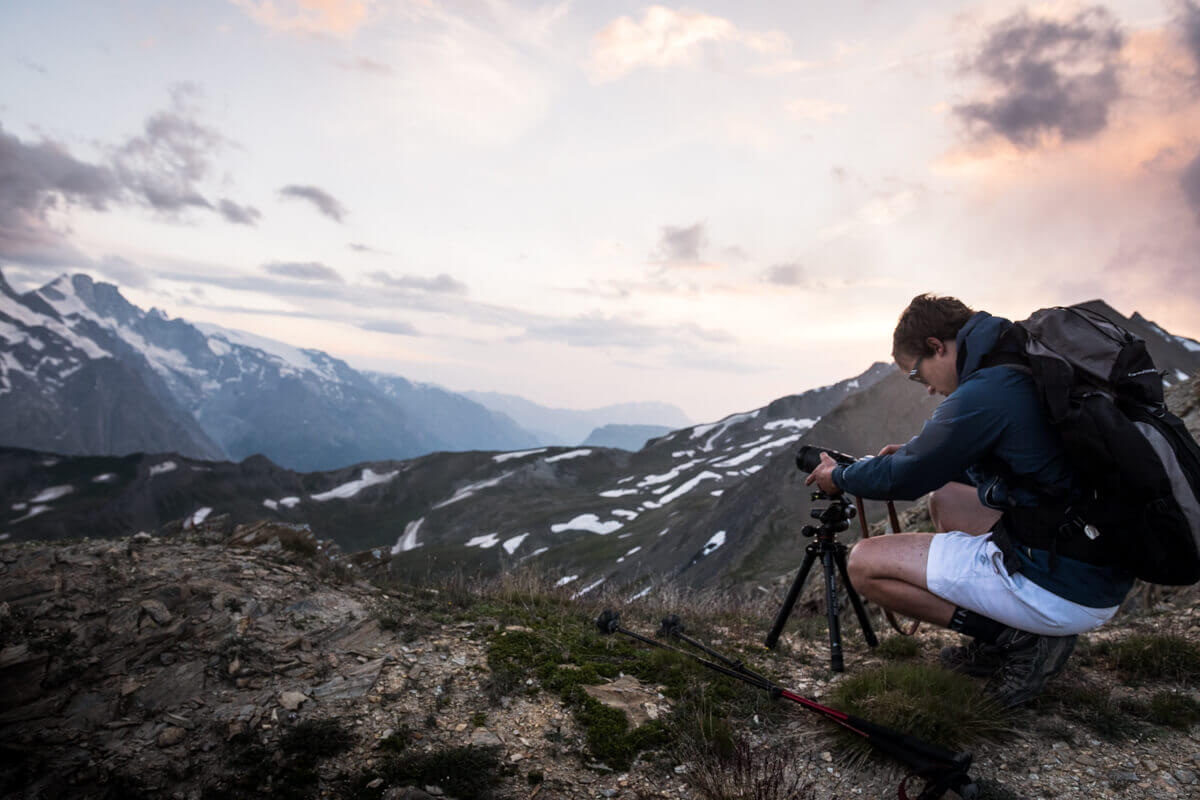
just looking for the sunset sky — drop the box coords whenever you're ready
[2,0,1199,422]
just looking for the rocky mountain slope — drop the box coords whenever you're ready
[2,522,1198,799]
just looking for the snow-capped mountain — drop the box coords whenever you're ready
[0,272,538,470]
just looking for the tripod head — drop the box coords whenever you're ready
[803,491,856,538]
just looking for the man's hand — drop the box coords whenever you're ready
[877,443,904,457]
[803,451,842,495]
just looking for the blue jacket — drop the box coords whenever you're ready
[832,312,1132,608]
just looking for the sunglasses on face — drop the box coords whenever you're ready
[908,353,929,386]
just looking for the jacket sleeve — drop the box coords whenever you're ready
[831,377,1008,501]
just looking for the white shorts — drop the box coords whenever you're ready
[925,531,1119,636]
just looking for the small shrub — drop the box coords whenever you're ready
[874,635,921,660]
[1146,691,1200,731]
[829,663,1011,761]
[280,718,355,760]
[1091,634,1200,682]
[526,770,544,785]
[680,733,815,800]
[1036,685,1146,740]
[471,711,488,728]
[375,745,505,800]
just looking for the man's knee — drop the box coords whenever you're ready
[847,539,878,587]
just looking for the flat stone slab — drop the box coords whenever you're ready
[583,675,668,728]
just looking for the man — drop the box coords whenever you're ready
[805,294,1133,707]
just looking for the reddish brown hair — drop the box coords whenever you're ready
[891,294,975,360]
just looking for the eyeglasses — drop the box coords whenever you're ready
[908,354,929,386]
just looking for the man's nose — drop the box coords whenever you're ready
[927,385,937,396]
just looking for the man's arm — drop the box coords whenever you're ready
[831,380,1006,501]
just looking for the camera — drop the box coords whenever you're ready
[795,445,857,473]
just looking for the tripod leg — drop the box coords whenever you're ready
[764,546,818,649]
[822,549,844,672]
[834,544,878,648]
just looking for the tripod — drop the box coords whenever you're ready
[764,490,877,671]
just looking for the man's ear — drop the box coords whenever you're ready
[925,336,943,354]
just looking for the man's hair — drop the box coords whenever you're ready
[891,294,975,360]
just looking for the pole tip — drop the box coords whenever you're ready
[596,609,621,635]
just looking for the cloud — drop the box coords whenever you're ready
[279,184,347,222]
[787,98,849,123]
[96,255,151,289]
[762,262,805,286]
[231,0,373,37]
[357,319,419,336]
[348,241,382,253]
[1183,150,1200,224]
[368,271,468,294]
[263,261,343,282]
[652,222,707,266]
[0,121,119,266]
[218,198,261,225]
[111,84,230,214]
[1185,1,1200,81]
[336,57,392,75]
[517,314,734,350]
[955,7,1125,148]
[588,6,789,82]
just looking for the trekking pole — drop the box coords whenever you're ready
[597,610,978,800]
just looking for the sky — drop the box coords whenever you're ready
[2,0,1199,423]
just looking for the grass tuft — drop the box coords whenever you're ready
[873,635,922,661]
[679,733,816,800]
[1090,634,1200,682]
[373,745,506,800]
[828,663,1011,761]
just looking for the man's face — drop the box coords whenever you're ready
[897,338,959,397]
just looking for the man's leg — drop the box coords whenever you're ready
[928,482,1001,534]
[846,533,955,625]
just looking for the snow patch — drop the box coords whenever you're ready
[493,448,547,463]
[550,513,623,535]
[30,485,73,503]
[764,417,817,432]
[434,472,513,508]
[392,518,424,554]
[689,410,760,451]
[263,499,279,511]
[1177,369,1190,382]
[545,449,591,463]
[611,509,638,520]
[11,505,51,524]
[711,490,724,496]
[701,530,726,556]
[1176,335,1200,352]
[149,462,177,476]
[529,547,549,557]
[599,488,639,498]
[572,578,605,598]
[628,585,652,602]
[555,575,578,587]
[658,471,723,505]
[466,533,501,549]
[187,507,213,527]
[625,546,641,556]
[92,473,117,483]
[712,434,802,468]
[279,497,301,509]
[502,533,529,554]
[311,468,399,501]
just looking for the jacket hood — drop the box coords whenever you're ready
[955,311,1012,380]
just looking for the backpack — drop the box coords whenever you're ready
[994,305,1200,585]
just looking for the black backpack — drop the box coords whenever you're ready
[997,305,1200,585]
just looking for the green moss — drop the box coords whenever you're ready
[1036,685,1147,740]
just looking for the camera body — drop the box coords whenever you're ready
[795,445,857,473]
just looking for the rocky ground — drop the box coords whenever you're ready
[1,513,1199,800]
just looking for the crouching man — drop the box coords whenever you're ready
[804,294,1133,707]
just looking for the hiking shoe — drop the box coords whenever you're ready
[939,638,1006,677]
[985,633,1078,709]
